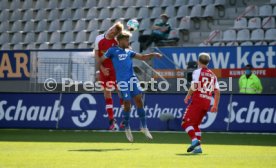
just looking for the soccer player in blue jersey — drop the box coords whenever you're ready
[99,31,162,142]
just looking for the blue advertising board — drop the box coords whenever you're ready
[0,51,30,80]
[154,46,276,69]
[0,93,275,132]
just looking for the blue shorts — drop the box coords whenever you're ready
[117,77,143,101]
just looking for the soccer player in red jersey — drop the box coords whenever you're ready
[94,22,124,130]
[182,52,220,154]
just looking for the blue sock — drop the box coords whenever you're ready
[137,108,147,128]
[123,111,130,128]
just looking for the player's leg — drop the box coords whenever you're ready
[122,96,133,142]
[181,103,201,152]
[192,125,203,154]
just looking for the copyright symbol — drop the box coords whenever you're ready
[44,78,57,91]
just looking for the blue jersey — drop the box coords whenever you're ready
[104,46,136,82]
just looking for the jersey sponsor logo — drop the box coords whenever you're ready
[118,54,128,61]
[225,101,276,124]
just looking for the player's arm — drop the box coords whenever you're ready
[134,52,162,60]
[210,77,220,112]
[184,86,195,104]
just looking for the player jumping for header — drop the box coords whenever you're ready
[99,31,162,142]
[182,53,220,154]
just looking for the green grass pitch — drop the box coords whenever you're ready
[0,129,276,168]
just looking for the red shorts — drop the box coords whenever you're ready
[182,99,210,126]
[99,70,116,90]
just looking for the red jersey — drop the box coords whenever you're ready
[191,67,220,105]
[94,34,117,70]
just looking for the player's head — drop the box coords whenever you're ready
[198,52,211,67]
[116,30,132,48]
[160,14,169,23]
[107,22,124,39]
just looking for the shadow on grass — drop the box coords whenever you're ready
[68,148,139,152]
[0,129,275,146]
[176,153,208,156]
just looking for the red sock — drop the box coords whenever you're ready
[194,126,201,141]
[105,98,114,120]
[184,125,197,141]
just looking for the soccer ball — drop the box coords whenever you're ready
[127,19,139,31]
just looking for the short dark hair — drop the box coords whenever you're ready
[116,31,132,41]
[245,64,253,69]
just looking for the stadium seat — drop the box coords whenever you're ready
[86,0,98,8]
[78,43,88,49]
[203,4,216,18]
[87,20,99,31]
[223,29,236,41]
[244,5,258,17]
[168,17,178,29]
[48,20,60,32]
[148,0,161,7]
[88,30,99,43]
[1,43,11,50]
[111,8,124,20]
[60,0,71,9]
[47,0,59,9]
[52,43,62,49]
[207,30,222,42]
[110,0,123,8]
[73,8,85,20]
[10,0,21,10]
[23,21,34,32]
[48,9,60,21]
[49,32,61,44]
[259,5,273,17]
[164,6,176,18]
[151,7,162,19]
[201,0,214,7]
[248,17,261,29]
[72,0,84,9]
[100,19,112,31]
[131,42,140,52]
[74,20,86,32]
[87,8,98,19]
[36,20,48,32]
[214,0,226,7]
[0,10,9,22]
[26,43,36,50]
[98,0,110,9]
[0,21,9,33]
[178,17,191,30]
[255,41,267,45]
[251,29,264,41]
[11,21,22,33]
[0,0,9,10]
[65,43,75,49]
[240,41,253,46]
[35,9,47,20]
[11,32,23,44]
[190,5,202,19]
[137,7,149,19]
[13,44,23,50]
[60,9,72,21]
[22,0,33,10]
[265,28,276,41]
[34,0,47,10]
[130,31,139,43]
[98,8,111,20]
[176,5,189,18]
[10,9,22,22]
[226,42,239,46]
[273,6,276,16]
[175,0,188,7]
[62,31,74,44]
[24,32,35,43]
[61,20,73,32]
[269,41,276,45]
[161,0,172,7]
[142,29,152,35]
[168,29,180,40]
[233,17,247,29]
[39,43,49,49]
[187,0,200,7]
[22,9,34,21]
[37,32,49,44]
[236,29,250,41]
[124,7,137,19]
[212,42,225,46]
[271,0,276,4]
[262,17,275,29]
[199,42,211,46]
[75,31,87,43]
[136,0,148,7]
[139,18,151,31]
